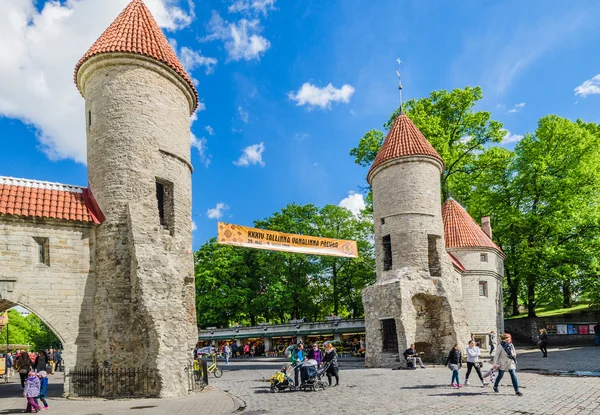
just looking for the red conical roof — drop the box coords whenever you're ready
[367,113,443,182]
[74,0,198,111]
[442,199,502,253]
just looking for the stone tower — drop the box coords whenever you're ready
[362,113,470,367]
[75,0,198,396]
[442,199,505,337]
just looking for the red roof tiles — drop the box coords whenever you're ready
[442,199,502,253]
[368,113,443,181]
[74,0,198,111]
[0,177,101,224]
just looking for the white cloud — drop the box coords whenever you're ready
[288,83,355,109]
[203,12,270,61]
[204,125,215,135]
[228,0,276,16]
[170,38,217,75]
[234,142,265,167]
[339,192,365,216]
[190,132,210,167]
[501,129,523,144]
[0,0,195,164]
[192,220,197,231]
[508,102,526,113]
[207,202,229,219]
[574,74,600,97]
[294,133,309,141]
[238,106,249,123]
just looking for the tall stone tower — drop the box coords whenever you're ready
[362,112,470,367]
[75,0,198,396]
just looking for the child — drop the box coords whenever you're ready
[35,371,49,410]
[23,371,41,413]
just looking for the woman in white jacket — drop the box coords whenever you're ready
[465,340,487,387]
[493,334,523,396]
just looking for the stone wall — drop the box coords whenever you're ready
[505,314,600,346]
[364,156,471,367]
[449,248,504,335]
[0,216,95,369]
[79,53,197,397]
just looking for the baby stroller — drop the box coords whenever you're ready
[270,365,296,393]
[300,361,330,392]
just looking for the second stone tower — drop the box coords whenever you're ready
[362,112,470,367]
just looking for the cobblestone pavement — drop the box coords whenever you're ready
[0,372,240,415]
[212,345,600,415]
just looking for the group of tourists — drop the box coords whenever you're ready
[446,333,522,396]
[289,341,340,389]
[6,349,58,413]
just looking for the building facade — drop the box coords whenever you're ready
[362,112,505,367]
[0,0,198,397]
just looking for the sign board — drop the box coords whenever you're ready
[0,311,7,328]
[218,222,359,258]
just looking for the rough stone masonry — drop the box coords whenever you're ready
[362,113,473,367]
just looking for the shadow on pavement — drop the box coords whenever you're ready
[0,408,28,414]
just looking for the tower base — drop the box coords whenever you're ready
[362,269,470,368]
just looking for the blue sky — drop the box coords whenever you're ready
[1,0,599,249]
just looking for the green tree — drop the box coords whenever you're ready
[350,86,505,202]
[0,309,60,350]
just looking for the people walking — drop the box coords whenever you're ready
[465,340,487,387]
[23,371,41,413]
[5,352,13,378]
[489,330,496,356]
[243,344,250,358]
[493,333,523,396]
[34,371,49,411]
[323,342,339,387]
[231,342,238,358]
[594,322,600,346]
[307,343,322,366]
[447,344,462,388]
[224,343,231,365]
[538,328,548,357]
[291,343,305,388]
[34,350,48,373]
[53,350,62,372]
[16,352,34,389]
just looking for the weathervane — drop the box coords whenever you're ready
[396,58,403,113]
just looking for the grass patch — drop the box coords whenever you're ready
[505,302,600,319]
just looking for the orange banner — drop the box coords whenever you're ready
[218,222,359,258]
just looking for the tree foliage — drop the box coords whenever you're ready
[0,309,60,350]
[194,203,375,328]
[351,85,600,317]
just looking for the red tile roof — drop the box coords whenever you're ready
[0,177,102,224]
[442,199,502,253]
[368,113,443,182]
[74,0,198,111]
[448,252,466,272]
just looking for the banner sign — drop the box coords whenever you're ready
[0,311,7,328]
[218,222,359,258]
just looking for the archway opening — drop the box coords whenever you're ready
[0,302,65,396]
[411,294,454,362]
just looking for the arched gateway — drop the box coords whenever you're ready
[0,0,197,397]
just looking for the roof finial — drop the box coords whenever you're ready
[396,58,403,114]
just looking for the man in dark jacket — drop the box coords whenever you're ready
[403,344,425,368]
[594,322,600,346]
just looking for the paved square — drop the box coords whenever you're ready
[213,345,600,415]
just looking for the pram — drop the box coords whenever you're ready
[299,361,330,392]
[270,365,296,392]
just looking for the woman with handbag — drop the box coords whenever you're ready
[446,344,462,388]
[538,328,548,357]
[493,334,523,396]
[15,351,33,389]
[465,340,488,387]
